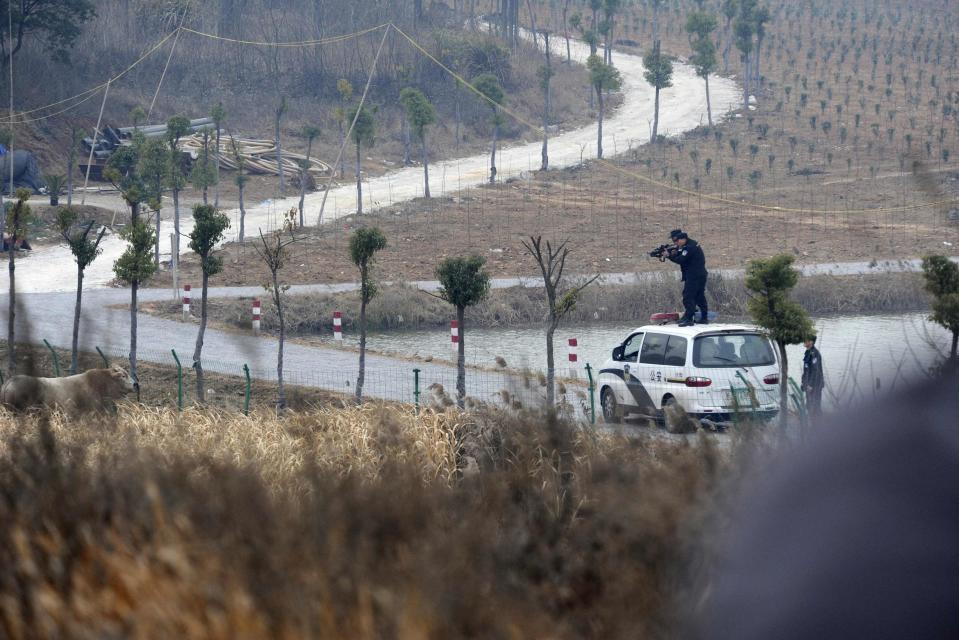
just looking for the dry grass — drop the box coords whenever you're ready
[0,403,748,638]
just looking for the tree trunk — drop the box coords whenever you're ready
[214,127,221,208]
[754,37,762,87]
[454,84,462,148]
[71,266,84,374]
[67,129,76,207]
[238,180,246,242]
[597,87,605,158]
[952,331,958,360]
[456,304,466,408]
[355,142,363,214]
[193,270,209,401]
[722,22,731,73]
[545,320,556,408]
[274,271,286,410]
[402,119,412,165]
[778,340,789,430]
[607,21,614,65]
[542,32,551,171]
[652,86,660,140]
[275,107,285,196]
[7,239,15,374]
[356,288,368,403]
[743,53,751,111]
[298,168,307,228]
[422,133,431,198]
[173,188,181,263]
[338,123,346,178]
[154,209,161,266]
[130,279,139,391]
[489,117,498,184]
[525,0,538,46]
[705,74,713,127]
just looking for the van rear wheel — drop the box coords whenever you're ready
[601,388,620,424]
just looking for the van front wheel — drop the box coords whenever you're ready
[601,388,620,424]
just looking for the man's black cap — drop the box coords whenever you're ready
[674,232,689,240]
[670,229,684,240]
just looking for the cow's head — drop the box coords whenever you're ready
[108,365,137,395]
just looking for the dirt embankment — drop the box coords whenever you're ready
[139,271,931,337]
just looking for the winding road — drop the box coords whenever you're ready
[3,31,748,405]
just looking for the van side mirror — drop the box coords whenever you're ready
[612,345,624,361]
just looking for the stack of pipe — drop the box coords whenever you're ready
[180,134,332,177]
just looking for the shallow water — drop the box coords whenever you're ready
[314,312,949,402]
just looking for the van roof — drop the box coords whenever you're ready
[631,323,765,337]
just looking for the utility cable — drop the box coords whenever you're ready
[148,2,191,120]
[316,24,392,226]
[0,22,386,124]
[179,23,389,47]
[0,29,178,124]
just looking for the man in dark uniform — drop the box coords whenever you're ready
[802,335,825,418]
[664,230,708,327]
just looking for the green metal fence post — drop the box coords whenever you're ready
[585,363,596,425]
[42,340,61,377]
[788,376,808,427]
[243,364,251,416]
[413,368,421,413]
[171,349,183,411]
[95,346,109,368]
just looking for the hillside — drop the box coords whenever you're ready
[6,1,596,184]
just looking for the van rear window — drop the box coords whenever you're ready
[693,334,775,367]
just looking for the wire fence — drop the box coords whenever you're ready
[73,341,599,422]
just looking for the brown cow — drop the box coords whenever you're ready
[0,366,136,414]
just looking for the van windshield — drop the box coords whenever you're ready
[693,333,775,368]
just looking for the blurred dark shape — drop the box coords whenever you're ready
[700,372,959,639]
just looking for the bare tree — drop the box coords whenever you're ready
[252,208,298,410]
[521,236,599,408]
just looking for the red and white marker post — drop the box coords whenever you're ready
[333,311,343,341]
[252,299,261,335]
[450,320,460,355]
[182,284,191,320]
[568,338,579,378]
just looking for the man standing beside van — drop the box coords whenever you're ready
[664,230,708,327]
[802,335,825,418]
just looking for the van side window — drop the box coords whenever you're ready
[639,333,668,365]
[664,336,688,366]
[622,332,644,363]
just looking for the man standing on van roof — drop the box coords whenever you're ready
[665,230,708,327]
[802,335,825,418]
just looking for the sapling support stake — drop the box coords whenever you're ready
[243,364,252,416]
[171,348,183,411]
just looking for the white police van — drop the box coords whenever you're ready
[597,321,781,425]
